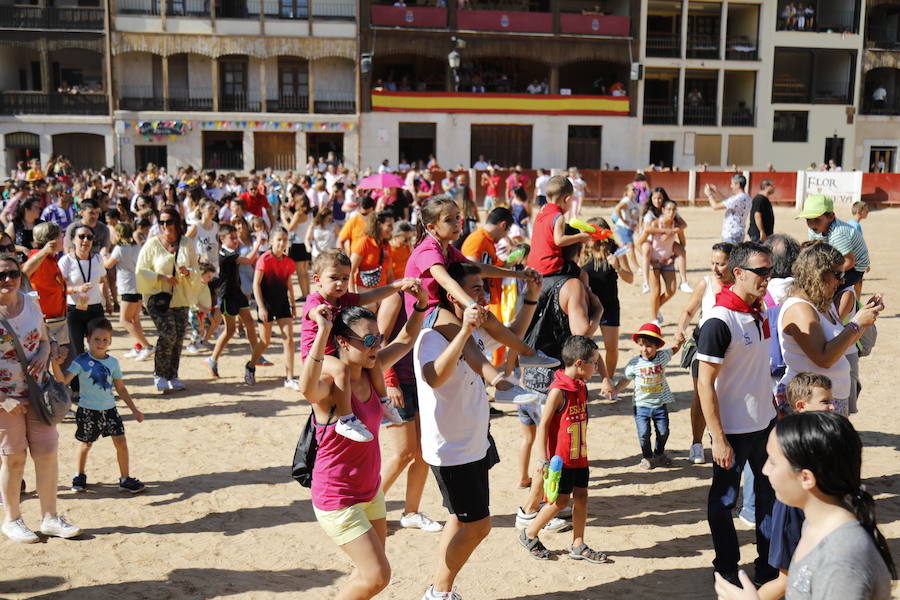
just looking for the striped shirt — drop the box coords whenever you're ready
[808,217,869,273]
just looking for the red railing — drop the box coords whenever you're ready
[457,9,552,33]
[370,5,447,27]
[748,172,798,206]
[559,13,629,36]
[861,173,900,206]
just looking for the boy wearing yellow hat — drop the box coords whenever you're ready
[615,323,685,469]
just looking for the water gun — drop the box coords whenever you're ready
[543,455,564,503]
[569,219,614,241]
[505,246,527,265]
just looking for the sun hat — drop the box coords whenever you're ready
[632,322,665,346]
[795,194,834,219]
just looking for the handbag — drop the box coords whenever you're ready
[291,405,335,488]
[0,306,71,427]
[147,239,180,313]
[680,328,698,369]
[358,244,385,288]
[857,323,877,358]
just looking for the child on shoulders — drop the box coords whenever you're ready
[526,175,592,277]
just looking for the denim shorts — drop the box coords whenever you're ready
[517,397,544,426]
[396,382,419,422]
[616,224,634,245]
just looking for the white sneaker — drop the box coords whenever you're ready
[39,515,81,539]
[515,507,570,532]
[380,397,404,425]
[154,376,170,392]
[656,311,664,324]
[124,347,139,358]
[335,416,374,442]
[642,282,650,294]
[284,378,302,391]
[493,384,541,405]
[518,350,560,369]
[2,518,38,543]
[135,347,153,361]
[680,281,694,293]
[185,343,202,355]
[422,585,462,600]
[400,512,443,532]
[690,442,705,464]
[169,379,186,391]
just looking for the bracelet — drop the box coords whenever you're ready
[311,356,324,363]
[523,299,537,306]
[845,320,861,334]
[413,302,428,312]
[467,301,477,307]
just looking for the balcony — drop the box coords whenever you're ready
[683,104,716,126]
[266,96,310,112]
[119,86,164,110]
[642,101,677,125]
[166,0,208,17]
[370,5,447,27]
[314,90,355,114]
[169,87,213,111]
[646,32,680,57]
[371,90,630,116]
[722,107,754,127]
[118,0,160,14]
[725,39,758,61]
[312,0,354,20]
[775,0,859,33]
[0,91,108,115]
[457,9,552,33]
[263,0,307,19]
[686,34,719,59]
[0,5,104,30]
[220,92,262,112]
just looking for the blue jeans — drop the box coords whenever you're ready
[633,405,669,459]
[739,466,756,524]
[708,422,777,583]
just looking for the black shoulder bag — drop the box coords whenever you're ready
[147,239,180,313]
[291,405,336,488]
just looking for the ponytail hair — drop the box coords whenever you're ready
[776,412,896,578]
[415,195,457,245]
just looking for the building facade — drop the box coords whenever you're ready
[0,0,360,173]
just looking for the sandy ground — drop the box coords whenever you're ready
[1,205,898,600]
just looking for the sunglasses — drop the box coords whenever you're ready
[0,270,21,281]
[740,265,772,277]
[0,244,14,252]
[77,234,94,241]
[343,333,384,348]
[830,269,845,281]
[159,220,176,227]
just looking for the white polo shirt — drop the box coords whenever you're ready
[414,327,490,467]
[697,305,776,434]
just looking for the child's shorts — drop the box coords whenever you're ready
[75,406,125,443]
[517,399,544,426]
[220,294,249,317]
[313,490,386,546]
[558,466,589,496]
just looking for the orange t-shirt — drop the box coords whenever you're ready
[26,249,67,319]
[460,227,503,313]
[351,236,392,288]
[389,243,411,281]
[338,213,366,246]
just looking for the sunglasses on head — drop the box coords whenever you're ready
[0,270,21,282]
[740,265,772,277]
[343,333,384,348]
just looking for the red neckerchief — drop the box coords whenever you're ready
[551,369,586,395]
[714,285,771,339]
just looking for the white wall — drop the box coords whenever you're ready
[116,52,155,91]
[0,121,114,168]
[0,47,38,90]
[187,54,213,93]
[313,57,354,96]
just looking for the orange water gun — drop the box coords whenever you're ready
[569,219,614,241]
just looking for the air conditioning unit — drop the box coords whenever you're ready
[630,63,643,81]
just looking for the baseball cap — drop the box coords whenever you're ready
[796,194,834,220]
[632,322,665,346]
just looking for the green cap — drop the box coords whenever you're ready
[796,194,834,220]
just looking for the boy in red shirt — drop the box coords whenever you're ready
[519,335,611,564]
[527,175,592,276]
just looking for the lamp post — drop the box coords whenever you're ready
[448,49,461,92]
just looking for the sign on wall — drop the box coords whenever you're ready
[800,171,862,206]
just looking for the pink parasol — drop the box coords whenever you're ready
[358,173,405,190]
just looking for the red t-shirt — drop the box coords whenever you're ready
[485,175,500,197]
[527,202,564,275]
[255,251,294,303]
[240,190,269,218]
[546,369,588,469]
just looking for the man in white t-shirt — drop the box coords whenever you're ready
[705,174,751,244]
[534,168,551,206]
[696,241,777,588]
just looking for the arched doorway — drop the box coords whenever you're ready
[52,133,106,170]
[4,132,40,174]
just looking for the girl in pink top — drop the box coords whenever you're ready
[300,285,427,600]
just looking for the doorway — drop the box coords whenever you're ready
[649,140,674,169]
[202,131,244,170]
[868,147,896,172]
[470,124,532,168]
[567,125,602,169]
[825,136,844,167]
[398,122,436,167]
[306,133,343,163]
[254,132,295,171]
[135,145,167,171]
[4,132,39,174]
[52,133,105,170]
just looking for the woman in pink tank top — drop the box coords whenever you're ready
[300,284,428,600]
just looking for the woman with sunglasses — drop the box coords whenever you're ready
[6,196,43,265]
[778,242,881,417]
[0,253,81,543]
[300,284,427,600]
[136,206,202,393]
[59,224,107,363]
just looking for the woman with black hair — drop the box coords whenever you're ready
[6,196,43,264]
[637,187,690,298]
[714,411,894,599]
[299,284,427,600]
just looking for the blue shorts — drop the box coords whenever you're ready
[616,224,634,245]
[517,395,544,425]
[396,382,419,422]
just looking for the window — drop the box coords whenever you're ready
[220,58,253,111]
[776,0,860,33]
[687,2,722,59]
[772,48,856,104]
[279,0,307,18]
[773,111,808,142]
[646,0,682,58]
[203,131,244,170]
[399,122,436,166]
[727,135,753,167]
[649,140,674,170]
[684,70,718,126]
[274,59,309,112]
[135,145,168,171]
[306,133,343,163]
[695,134,721,166]
[643,68,679,125]
[567,126,602,169]
[470,125,532,168]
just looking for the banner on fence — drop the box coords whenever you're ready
[800,171,862,207]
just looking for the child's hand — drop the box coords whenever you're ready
[132,409,144,423]
[409,280,428,305]
[395,277,422,292]
[310,304,333,329]
[387,385,404,408]
[521,267,542,286]
[675,331,686,346]
[577,232,594,244]
[461,303,485,332]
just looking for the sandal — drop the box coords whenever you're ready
[568,544,611,564]
[518,529,550,560]
[518,478,532,489]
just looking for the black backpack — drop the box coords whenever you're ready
[291,406,335,487]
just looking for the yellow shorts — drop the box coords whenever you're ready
[314,490,386,546]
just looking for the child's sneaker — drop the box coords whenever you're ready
[71,473,87,492]
[335,416,374,442]
[185,343,202,355]
[124,346,139,358]
[38,515,81,539]
[380,397,403,425]
[421,585,463,600]
[493,384,541,405]
[689,442,706,464]
[514,507,570,532]
[135,346,154,361]
[244,364,256,385]
[119,477,146,494]
[2,518,38,543]
[680,281,693,293]
[207,358,220,378]
[284,378,302,391]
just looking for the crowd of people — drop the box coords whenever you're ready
[0,155,895,600]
